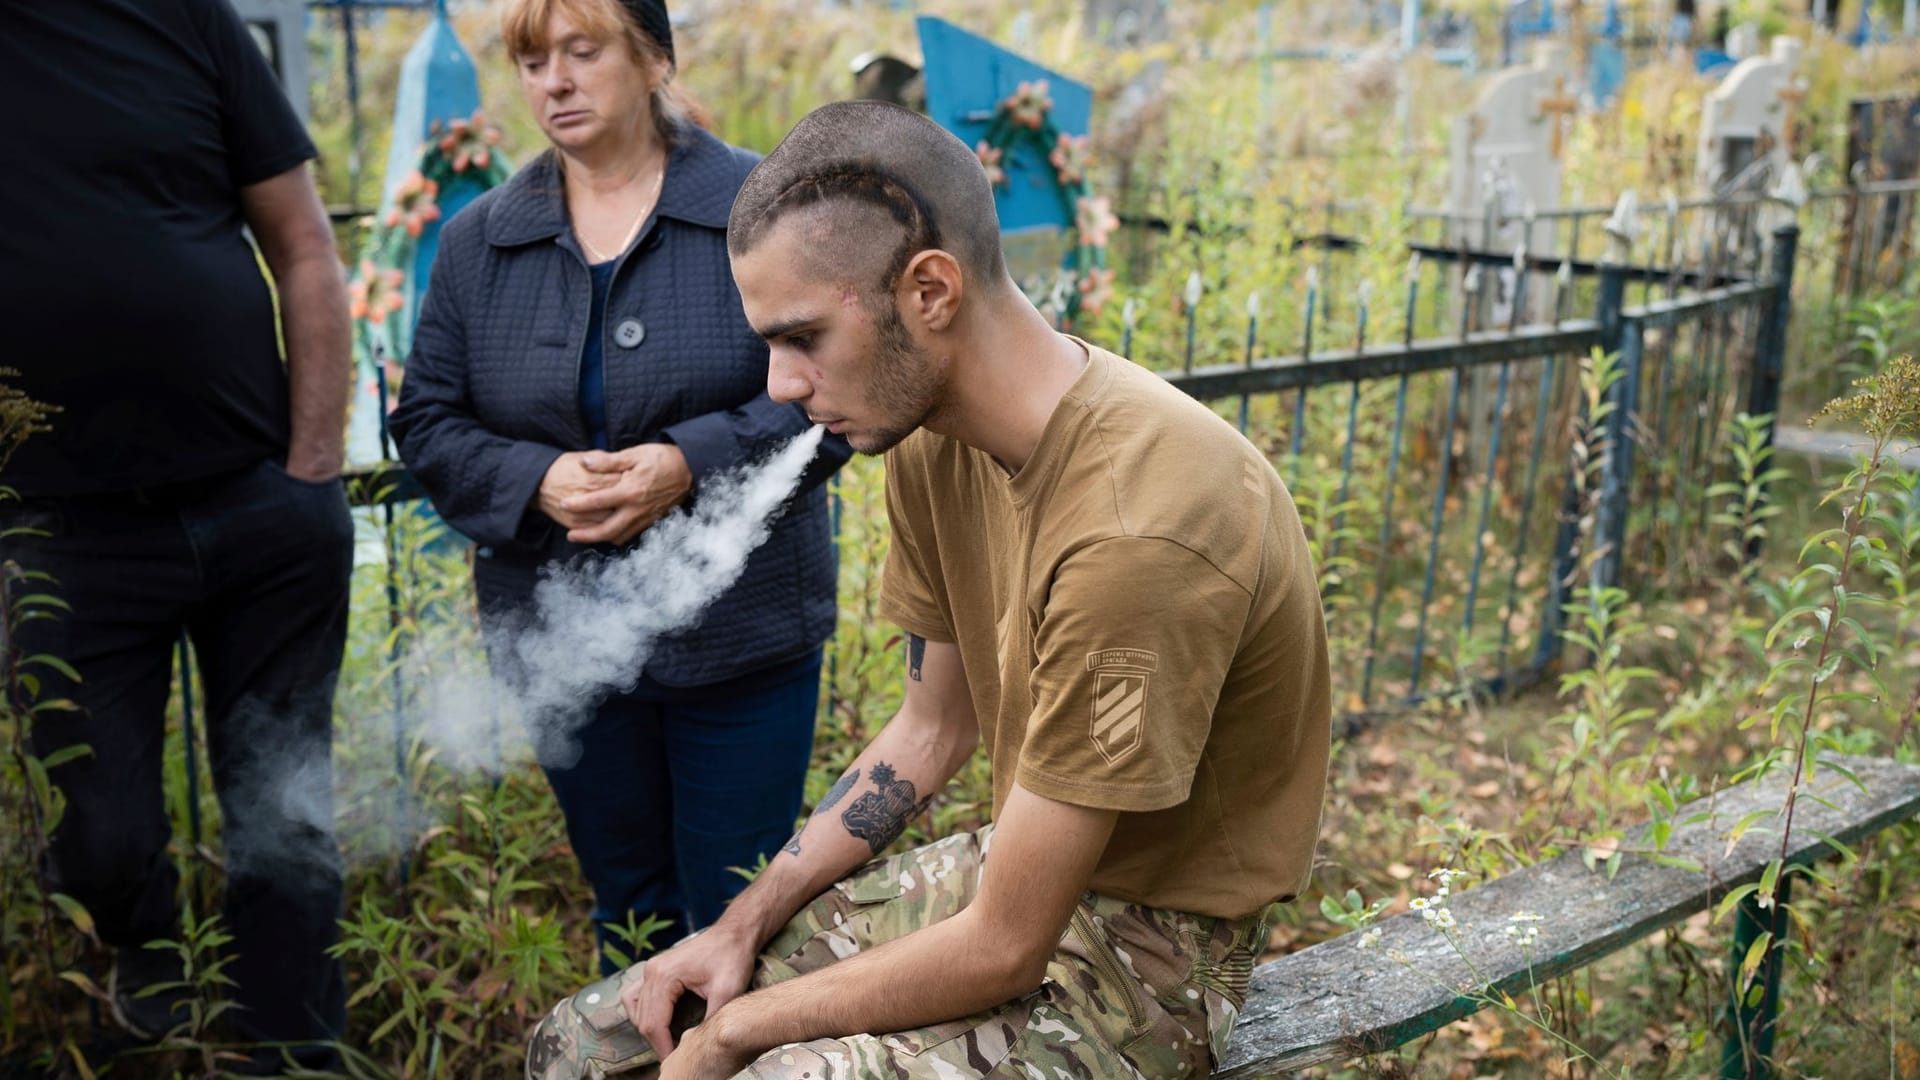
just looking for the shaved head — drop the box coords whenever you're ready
[728,101,1007,297]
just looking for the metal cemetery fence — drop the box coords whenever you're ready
[1829,178,1920,298]
[1149,214,1796,719]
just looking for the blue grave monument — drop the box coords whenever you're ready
[914,17,1104,318]
[1588,0,1627,105]
[382,1,487,320]
[1501,0,1555,65]
[346,0,507,469]
[916,16,1092,237]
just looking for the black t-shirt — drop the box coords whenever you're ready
[0,0,317,495]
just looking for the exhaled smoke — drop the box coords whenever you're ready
[416,425,828,774]
[197,427,830,868]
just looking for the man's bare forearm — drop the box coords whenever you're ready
[279,252,352,478]
[711,705,978,952]
[706,784,1117,1064]
[712,904,1028,1055]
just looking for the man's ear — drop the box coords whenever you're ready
[898,249,964,333]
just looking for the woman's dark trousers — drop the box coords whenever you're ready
[535,655,821,974]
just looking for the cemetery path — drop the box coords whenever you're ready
[1775,425,1920,470]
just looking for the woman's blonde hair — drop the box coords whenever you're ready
[501,0,708,144]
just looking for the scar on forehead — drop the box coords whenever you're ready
[838,286,862,309]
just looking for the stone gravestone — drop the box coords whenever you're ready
[1696,35,1804,195]
[229,0,310,125]
[1726,21,1762,59]
[1446,41,1571,325]
[1445,43,1571,465]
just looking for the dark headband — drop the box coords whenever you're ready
[619,0,674,64]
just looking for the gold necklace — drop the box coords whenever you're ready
[577,160,665,264]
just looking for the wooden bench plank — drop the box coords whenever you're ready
[1218,754,1920,1077]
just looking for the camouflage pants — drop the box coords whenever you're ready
[526,827,1272,1079]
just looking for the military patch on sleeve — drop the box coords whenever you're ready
[1086,649,1158,765]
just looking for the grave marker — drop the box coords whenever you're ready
[916,16,1093,283]
[1726,21,1761,59]
[1446,43,1569,467]
[346,3,497,469]
[1696,36,1803,194]
[1447,41,1568,279]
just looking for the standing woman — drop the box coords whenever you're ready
[390,0,850,971]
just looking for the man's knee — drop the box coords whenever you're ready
[526,969,657,1080]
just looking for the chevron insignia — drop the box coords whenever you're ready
[1086,649,1158,765]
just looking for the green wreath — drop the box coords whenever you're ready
[350,109,513,412]
[972,79,1115,328]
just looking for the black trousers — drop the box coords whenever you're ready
[1,458,352,1063]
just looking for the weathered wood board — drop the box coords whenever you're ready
[1217,754,1920,1077]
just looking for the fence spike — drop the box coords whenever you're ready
[1604,189,1641,261]
[1247,290,1262,319]
[1184,270,1204,308]
[1770,161,1809,208]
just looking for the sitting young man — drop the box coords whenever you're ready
[526,100,1331,1080]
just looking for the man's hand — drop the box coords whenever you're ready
[561,443,693,545]
[655,1017,756,1080]
[620,925,757,1061]
[536,452,619,532]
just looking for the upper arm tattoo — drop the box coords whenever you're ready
[841,762,934,856]
[907,634,926,682]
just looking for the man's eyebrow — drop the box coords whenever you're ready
[753,314,824,342]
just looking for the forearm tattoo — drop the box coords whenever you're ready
[841,762,933,856]
[782,767,863,857]
[907,634,926,682]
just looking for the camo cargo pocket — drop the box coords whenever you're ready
[526,967,656,1080]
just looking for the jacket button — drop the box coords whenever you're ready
[615,318,646,349]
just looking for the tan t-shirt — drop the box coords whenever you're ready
[879,342,1331,919]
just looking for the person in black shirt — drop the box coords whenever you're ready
[0,0,353,1070]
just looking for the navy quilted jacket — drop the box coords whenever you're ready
[390,125,852,687]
